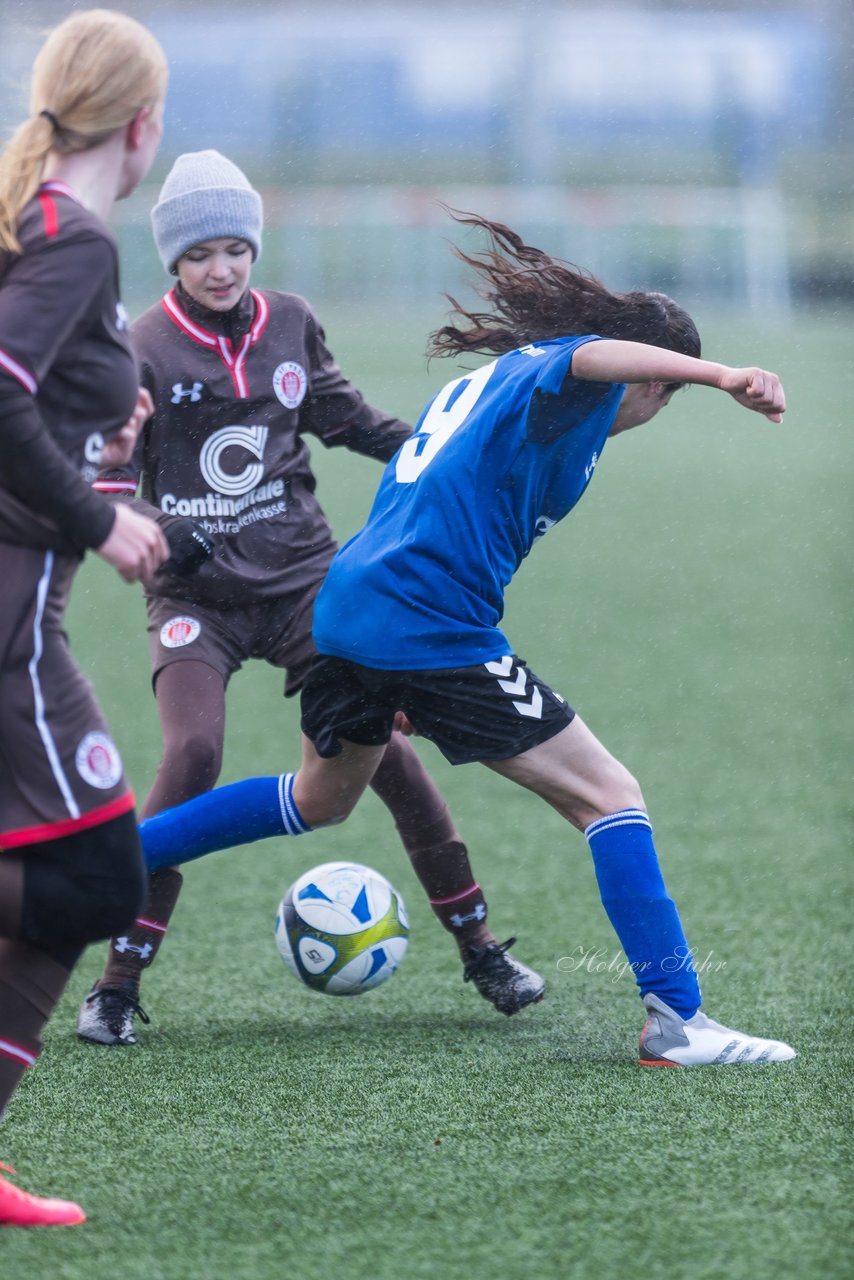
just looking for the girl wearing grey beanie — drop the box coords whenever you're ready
[77,151,543,1047]
[151,149,263,275]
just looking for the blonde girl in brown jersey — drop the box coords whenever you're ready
[0,8,168,576]
[0,10,169,1227]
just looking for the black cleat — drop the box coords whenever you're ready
[462,937,545,1016]
[76,981,150,1046]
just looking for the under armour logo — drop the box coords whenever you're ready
[450,904,487,928]
[114,937,153,960]
[171,381,203,404]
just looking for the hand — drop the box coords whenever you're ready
[99,388,154,468]
[392,711,418,736]
[158,518,215,578]
[718,367,785,423]
[95,502,169,582]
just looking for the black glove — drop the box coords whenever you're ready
[159,518,215,578]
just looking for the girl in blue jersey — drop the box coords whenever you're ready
[137,213,795,1067]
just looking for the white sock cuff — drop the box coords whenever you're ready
[584,809,652,842]
[277,773,311,836]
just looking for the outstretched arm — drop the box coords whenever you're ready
[571,339,785,423]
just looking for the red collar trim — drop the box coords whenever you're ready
[161,288,269,349]
[161,289,270,400]
[162,290,218,347]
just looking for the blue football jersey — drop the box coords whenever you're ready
[313,335,624,669]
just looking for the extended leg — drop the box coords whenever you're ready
[487,715,700,1013]
[137,732,383,872]
[488,716,795,1064]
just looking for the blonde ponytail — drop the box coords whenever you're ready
[0,9,167,253]
[0,116,57,253]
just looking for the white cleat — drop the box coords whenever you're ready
[639,993,797,1067]
[76,982,149,1047]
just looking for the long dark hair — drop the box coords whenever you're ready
[427,211,701,361]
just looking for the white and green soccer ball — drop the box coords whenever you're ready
[275,861,409,995]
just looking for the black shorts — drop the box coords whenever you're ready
[300,654,575,766]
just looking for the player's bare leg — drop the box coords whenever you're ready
[291,732,384,827]
[483,713,644,830]
[486,716,795,1063]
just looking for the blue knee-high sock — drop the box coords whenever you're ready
[140,774,311,872]
[585,809,700,1018]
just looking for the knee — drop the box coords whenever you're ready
[163,729,222,794]
[563,760,646,831]
[590,757,645,819]
[292,777,361,829]
[294,795,353,829]
[605,761,645,814]
[293,739,385,830]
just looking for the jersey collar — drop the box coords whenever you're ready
[162,287,269,351]
[161,288,270,400]
[38,180,82,205]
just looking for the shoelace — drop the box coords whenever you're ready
[86,986,151,1026]
[462,936,517,983]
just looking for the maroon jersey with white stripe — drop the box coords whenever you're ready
[0,182,137,550]
[96,285,411,605]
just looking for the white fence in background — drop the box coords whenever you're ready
[115,185,792,318]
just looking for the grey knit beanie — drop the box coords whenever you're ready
[151,150,263,275]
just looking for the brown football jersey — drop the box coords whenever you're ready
[95,285,411,605]
[0,181,137,552]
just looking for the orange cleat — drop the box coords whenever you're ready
[0,1163,86,1227]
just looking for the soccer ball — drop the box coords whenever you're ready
[275,861,409,996]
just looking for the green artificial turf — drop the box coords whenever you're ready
[3,310,851,1279]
